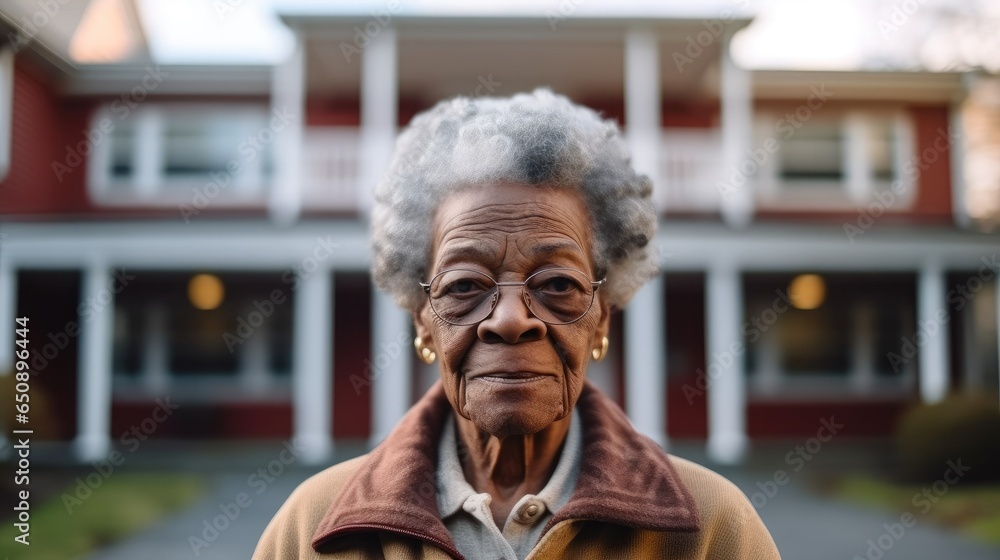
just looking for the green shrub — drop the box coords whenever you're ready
[895,393,1000,484]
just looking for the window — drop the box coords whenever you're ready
[778,122,845,182]
[112,272,293,400]
[108,119,135,181]
[744,273,917,395]
[755,109,915,210]
[868,115,898,182]
[89,103,275,204]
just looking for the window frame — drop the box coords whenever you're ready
[88,102,274,206]
[754,108,916,211]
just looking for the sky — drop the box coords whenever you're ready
[134,0,1000,71]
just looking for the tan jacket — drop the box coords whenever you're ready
[254,382,781,559]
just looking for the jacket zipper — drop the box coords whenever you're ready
[315,523,466,560]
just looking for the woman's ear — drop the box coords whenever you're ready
[412,304,435,351]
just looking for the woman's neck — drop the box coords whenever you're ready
[453,413,571,528]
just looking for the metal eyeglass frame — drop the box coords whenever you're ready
[418,267,607,326]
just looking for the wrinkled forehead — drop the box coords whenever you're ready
[428,184,595,276]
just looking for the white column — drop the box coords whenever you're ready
[358,26,398,213]
[918,262,949,403]
[0,259,14,455]
[292,270,332,464]
[624,28,662,209]
[75,263,115,462]
[719,28,754,228]
[624,273,667,447]
[706,265,748,464]
[270,35,305,224]
[0,259,15,372]
[370,289,412,446]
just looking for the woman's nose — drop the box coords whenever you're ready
[476,286,547,344]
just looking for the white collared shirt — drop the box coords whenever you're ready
[435,409,582,560]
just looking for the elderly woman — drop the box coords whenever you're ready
[255,90,780,559]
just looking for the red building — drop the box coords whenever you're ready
[1,3,997,465]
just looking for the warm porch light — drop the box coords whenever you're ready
[788,274,826,310]
[188,274,225,310]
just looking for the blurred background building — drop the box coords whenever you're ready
[0,0,998,471]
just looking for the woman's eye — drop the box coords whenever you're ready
[545,277,576,292]
[449,280,480,294]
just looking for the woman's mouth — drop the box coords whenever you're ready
[474,371,551,384]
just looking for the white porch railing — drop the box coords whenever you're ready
[659,128,724,212]
[302,127,361,210]
[301,126,725,213]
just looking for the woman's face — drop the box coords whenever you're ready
[414,183,610,438]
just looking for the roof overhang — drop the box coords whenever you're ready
[751,69,968,103]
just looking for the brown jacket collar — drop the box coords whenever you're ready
[311,381,701,558]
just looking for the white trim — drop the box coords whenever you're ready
[844,111,869,204]
[135,107,163,196]
[625,28,662,209]
[2,221,996,273]
[890,109,917,208]
[918,261,949,404]
[0,260,15,372]
[270,35,306,224]
[358,25,397,214]
[75,262,115,462]
[293,270,333,464]
[369,289,412,447]
[624,273,667,447]
[705,265,747,464]
[0,46,14,183]
[719,27,753,228]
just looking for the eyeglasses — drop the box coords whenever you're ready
[419,267,606,326]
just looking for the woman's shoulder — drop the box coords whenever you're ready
[253,455,369,559]
[666,454,782,558]
[293,454,369,501]
[668,454,761,521]
[668,455,752,506]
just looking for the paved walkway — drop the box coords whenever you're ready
[87,446,999,560]
[719,467,999,560]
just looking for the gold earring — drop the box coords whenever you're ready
[414,337,436,365]
[592,336,609,362]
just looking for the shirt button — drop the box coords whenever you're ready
[515,500,544,523]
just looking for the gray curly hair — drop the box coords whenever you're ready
[370,88,658,312]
